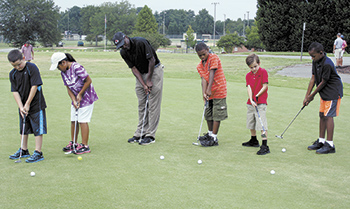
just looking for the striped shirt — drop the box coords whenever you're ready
[197,53,227,99]
[61,62,98,108]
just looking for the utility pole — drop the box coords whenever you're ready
[223,14,226,36]
[212,2,219,47]
[247,11,249,27]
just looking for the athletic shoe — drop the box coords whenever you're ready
[139,137,155,145]
[199,135,219,146]
[9,148,31,160]
[257,145,270,155]
[25,150,44,163]
[62,141,78,152]
[128,136,140,143]
[198,133,209,141]
[75,144,91,154]
[307,139,324,150]
[242,138,260,147]
[316,142,335,154]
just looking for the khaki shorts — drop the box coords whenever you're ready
[335,48,343,59]
[246,104,268,130]
[205,98,228,121]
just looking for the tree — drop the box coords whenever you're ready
[217,32,244,53]
[131,32,171,50]
[0,0,61,47]
[245,25,264,50]
[193,9,214,35]
[185,25,196,49]
[135,5,157,33]
[58,6,83,35]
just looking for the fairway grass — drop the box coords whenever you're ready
[0,52,349,208]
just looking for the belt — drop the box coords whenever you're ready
[155,63,161,68]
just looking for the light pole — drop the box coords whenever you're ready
[212,2,219,47]
[67,8,70,40]
[163,11,166,35]
[243,14,246,37]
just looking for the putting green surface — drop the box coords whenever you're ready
[1,75,349,208]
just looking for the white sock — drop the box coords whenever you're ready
[208,131,213,135]
[326,141,334,147]
[211,134,217,141]
[318,138,325,143]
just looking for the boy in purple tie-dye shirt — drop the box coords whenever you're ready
[50,52,98,154]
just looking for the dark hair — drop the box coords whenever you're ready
[308,42,324,53]
[58,53,76,65]
[195,42,209,52]
[7,49,23,62]
[246,53,260,66]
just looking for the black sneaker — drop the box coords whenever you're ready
[139,137,155,145]
[257,145,270,155]
[198,133,209,141]
[62,141,78,152]
[9,148,31,159]
[199,135,219,146]
[316,142,335,154]
[25,150,44,163]
[242,139,260,147]
[307,139,324,150]
[75,144,91,154]
[128,136,143,143]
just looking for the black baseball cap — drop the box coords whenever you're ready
[113,32,125,49]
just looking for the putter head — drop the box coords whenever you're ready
[275,135,283,139]
[192,142,200,146]
[65,150,76,155]
[15,159,22,163]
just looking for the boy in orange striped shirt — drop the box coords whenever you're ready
[195,43,227,146]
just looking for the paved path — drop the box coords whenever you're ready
[277,57,350,84]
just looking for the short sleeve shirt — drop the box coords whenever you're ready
[21,44,34,61]
[246,67,268,105]
[197,53,227,99]
[120,37,160,74]
[60,62,98,108]
[312,56,343,100]
[9,62,46,114]
[334,37,343,49]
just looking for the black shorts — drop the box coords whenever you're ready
[19,109,47,136]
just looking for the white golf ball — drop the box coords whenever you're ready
[198,159,202,164]
[160,155,164,160]
[282,148,286,153]
[270,170,275,175]
[30,171,35,177]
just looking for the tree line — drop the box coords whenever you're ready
[0,0,254,49]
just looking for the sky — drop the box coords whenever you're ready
[53,0,258,21]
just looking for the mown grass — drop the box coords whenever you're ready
[0,50,349,208]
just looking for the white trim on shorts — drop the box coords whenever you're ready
[71,103,94,123]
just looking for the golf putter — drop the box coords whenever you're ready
[15,115,26,163]
[255,106,267,138]
[275,105,306,139]
[193,100,208,146]
[138,93,149,144]
[65,108,79,155]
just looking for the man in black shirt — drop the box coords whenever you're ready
[113,32,164,145]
